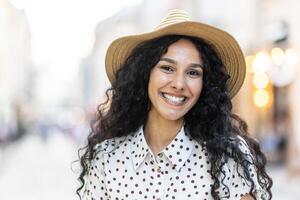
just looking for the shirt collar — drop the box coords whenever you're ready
[162,125,194,171]
[130,126,150,171]
[130,124,194,172]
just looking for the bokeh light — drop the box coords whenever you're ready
[253,74,269,89]
[254,89,270,107]
[252,52,271,75]
[285,48,299,66]
[271,47,285,65]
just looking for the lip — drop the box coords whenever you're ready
[159,92,188,106]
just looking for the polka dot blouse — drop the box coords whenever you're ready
[82,125,265,200]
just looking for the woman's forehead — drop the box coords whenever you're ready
[160,39,203,65]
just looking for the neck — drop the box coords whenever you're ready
[144,109,183,155]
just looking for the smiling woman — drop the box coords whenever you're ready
[77,10,273,200]
[147,39,203,125]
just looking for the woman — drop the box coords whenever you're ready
[77,10,273,200]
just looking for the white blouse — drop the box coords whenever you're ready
[82,125,264,200]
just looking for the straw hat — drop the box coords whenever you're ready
[105,9,246,98]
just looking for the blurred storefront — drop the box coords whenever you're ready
[1,0,300,199]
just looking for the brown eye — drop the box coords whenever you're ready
[188,70,202,77]
[160,65,174,73]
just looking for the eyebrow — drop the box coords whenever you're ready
[160,57,203,68]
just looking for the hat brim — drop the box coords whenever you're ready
[105,21,246,98]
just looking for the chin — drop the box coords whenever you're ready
[161,112,185,122]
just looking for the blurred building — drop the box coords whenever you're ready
[1,0,300,199]
[0,0,33,143]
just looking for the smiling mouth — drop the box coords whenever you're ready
[160,92,187,105]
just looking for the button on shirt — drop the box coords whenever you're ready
[82,125,264,200]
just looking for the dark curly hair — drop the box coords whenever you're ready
[77,35,273,199]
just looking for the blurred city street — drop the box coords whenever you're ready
[0,133,299,200]
[0,133,79,200]
[2,0,300,199]
[268,167,300,200]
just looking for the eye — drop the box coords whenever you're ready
[159,65,174,73]
[187,70,202,77]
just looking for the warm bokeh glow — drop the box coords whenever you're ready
[271,47,285,65]
[252,52,271,74]
[254,89,270,107]
[253,74,269,89]
[1,1,300,199]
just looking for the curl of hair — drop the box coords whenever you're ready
[76,35,272,199]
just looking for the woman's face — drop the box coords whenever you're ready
[148,38,204,122]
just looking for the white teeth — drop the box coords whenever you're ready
[162,93,186,104]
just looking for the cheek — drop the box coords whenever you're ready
[148,70,169,91]
[190,80,203,99]
[148,71,159,100]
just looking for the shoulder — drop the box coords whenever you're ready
[224,135,255,170]
[88,136,129,171]
[93,135,128,155]
[218,135,256,189]
[224,136,269,198]
[236,135,252,154]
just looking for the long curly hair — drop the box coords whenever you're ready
[77,35,272,199]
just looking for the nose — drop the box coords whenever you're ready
[170,73,186,91]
